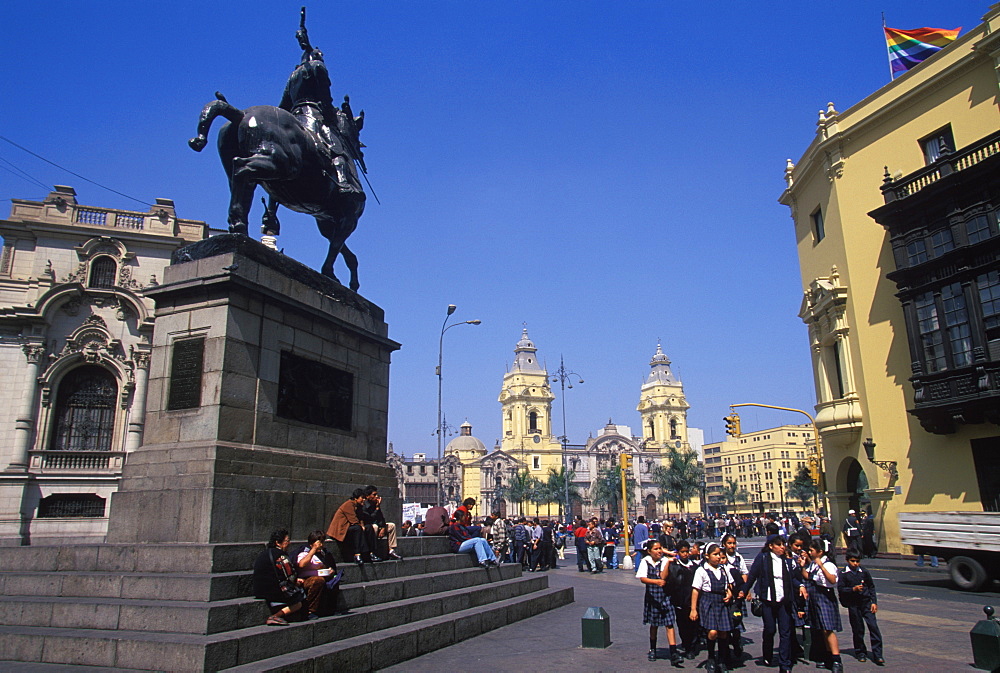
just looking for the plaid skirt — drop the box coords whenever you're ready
[809,587,842,632]
[643,589,676,627]
[697,591,733,632]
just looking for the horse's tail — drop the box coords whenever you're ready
[188,92,244,152]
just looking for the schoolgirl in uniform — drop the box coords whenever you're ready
[690,541,734,673]
[636,540,684,666]
[786,532,811,663]
[669,539,699,659]
[803,539,844,672]
[721,533,749,660]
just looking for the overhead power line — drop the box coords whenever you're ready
[0,135,154,207]
[0,154,50,190]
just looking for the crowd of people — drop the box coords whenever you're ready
[632,524,884,673]
[253,493,885,672]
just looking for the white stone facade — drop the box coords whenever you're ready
[0,186,209,545]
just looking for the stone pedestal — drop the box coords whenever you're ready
[107,235,400,543]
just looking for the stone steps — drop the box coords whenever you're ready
[0,551,468,603]
[0,535,453,575]
[0,573,567,671]
[219,586,575,672]
[1,562,523,633]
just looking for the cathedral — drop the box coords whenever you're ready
[387,328,700,521]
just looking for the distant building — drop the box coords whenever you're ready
[703,425,816,515]
[0,186,211,545]
[779,6,1000,553]
[389,329,702,520]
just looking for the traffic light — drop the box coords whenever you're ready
[724,413,742,437]
[808,455,821,485]
[620,453,633,470]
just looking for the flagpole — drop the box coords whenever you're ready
[882,12,896,81]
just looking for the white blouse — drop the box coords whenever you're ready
[807,559,839,588]
[635,554,667,579]
[692,563,728,593]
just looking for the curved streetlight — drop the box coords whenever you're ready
[436,305,481,506]
[550,355,583,524]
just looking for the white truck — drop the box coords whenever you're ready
[898,511,1000,591]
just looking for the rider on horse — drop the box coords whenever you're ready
[279,10,365,198]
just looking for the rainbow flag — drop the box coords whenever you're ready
[885,26,962,74]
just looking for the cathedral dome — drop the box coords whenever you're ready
[446,421,487,455]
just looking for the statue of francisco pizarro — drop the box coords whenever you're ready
[279,7,366,198]
[189,7,368,291]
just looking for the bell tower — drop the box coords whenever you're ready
[637,342,690,452]
[498,327,561,473]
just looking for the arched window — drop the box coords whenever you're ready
[50,365,117,451]
[528,411,538,432]
[648,420,655,440]
[670,419,679,439]
[88,256,117,289]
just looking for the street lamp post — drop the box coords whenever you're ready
[436,305,481,507]
[550,355,583,524]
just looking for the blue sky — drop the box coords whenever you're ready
[1,2,985,455]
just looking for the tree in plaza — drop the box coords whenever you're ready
[652,446,705,515]
[528,476,549,517]
[720,479,750,510]
[546,466,580,518]
[590,464,635,520]
[506,470,539,516]
[786,464,819,510]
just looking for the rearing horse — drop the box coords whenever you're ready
[188,93,365,291]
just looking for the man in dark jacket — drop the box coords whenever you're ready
[326,489,368,564]
[361,485,402,560]
[837,550,884,664]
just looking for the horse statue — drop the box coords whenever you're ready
[188,9,366,291]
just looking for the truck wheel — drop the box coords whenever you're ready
[950,555,987,591]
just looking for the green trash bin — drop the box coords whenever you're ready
[582,606,611,648]
[971,605,1000,671]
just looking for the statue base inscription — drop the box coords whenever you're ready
[106,234,400,544]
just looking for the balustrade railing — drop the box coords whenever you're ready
[29,450,126,471]
[882,131,1000,203]
[74,206,146,230]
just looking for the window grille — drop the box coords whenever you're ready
[88,256,117,288]
[50,366,117,451]
[38,494,106,518]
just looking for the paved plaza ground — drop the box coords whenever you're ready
[381,541,994,672]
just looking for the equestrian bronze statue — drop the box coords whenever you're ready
[189,7,367,291]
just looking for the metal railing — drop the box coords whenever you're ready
[882,131,1000,203]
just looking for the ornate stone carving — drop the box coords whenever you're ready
[130,345,152,370]
[83,314,108,329]
[64,262,87,284]
[22,343,46,364]
[118,265,142,291]
[61,296,81,316]
[0,243,13,276]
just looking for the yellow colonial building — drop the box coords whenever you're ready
[779,5,1000,553]
[703,425,816,514]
